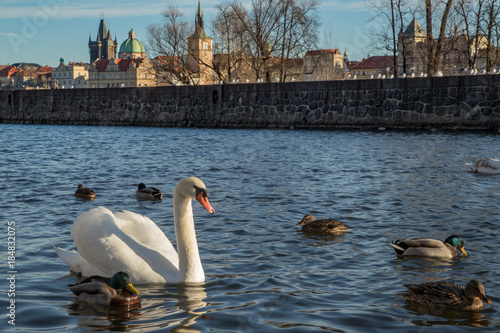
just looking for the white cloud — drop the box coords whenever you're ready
[0,31,19,36]
[0,0,216,19]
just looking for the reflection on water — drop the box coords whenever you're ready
[404,301,492,328]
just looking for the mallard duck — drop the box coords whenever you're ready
[74,184,96,199]
[68,271,140,306]
[467,158,500,174]
[390,235,467,258]
[136,183,162,200]
[401,279,492,310]
[296,214,350,235]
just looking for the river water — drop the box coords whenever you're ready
[0,123,499,332]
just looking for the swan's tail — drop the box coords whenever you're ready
[53,245,108,277]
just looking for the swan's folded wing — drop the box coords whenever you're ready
[53,245,108,277]
[71,206,179,283]
[114,209,177,260]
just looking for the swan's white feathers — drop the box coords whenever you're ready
[53,246,108,276]
[69,206,179,283]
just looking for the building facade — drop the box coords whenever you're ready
[87,58,155,88]
[53,58,89,88]
[303,49,346,81]
[350,56,395,79]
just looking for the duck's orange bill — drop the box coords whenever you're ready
[197,192,215,214]
[460,246,468,256]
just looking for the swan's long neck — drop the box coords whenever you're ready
[173,191,204,283]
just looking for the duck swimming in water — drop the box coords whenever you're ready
[390,235,467,258]
[296,215,350,235]
[136,183,162,200]
[400,279,492,310]
[74,184,95,199]
[68,271,140,306]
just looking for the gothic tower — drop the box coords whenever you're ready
[187,1,213,85]
[89,15,118,63]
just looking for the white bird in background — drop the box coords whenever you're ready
[466,68,477,75]
[399,73,406,78]
[488,68,497,74]
[466,158,500,174]
[478,69,487,75]
[408,73,415,78]
[54,177,215,284]
[434,71,443,77]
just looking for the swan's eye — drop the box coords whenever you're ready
[194,185,208,198]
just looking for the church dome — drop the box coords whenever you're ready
[119,29,145,55]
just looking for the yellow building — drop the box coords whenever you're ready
[88,58,155,88]
[303,49,345,81]
[53,58,89,88]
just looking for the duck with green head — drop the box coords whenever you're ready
[390,235,467,258]
[68,271,140,306]
[400,279,492,310]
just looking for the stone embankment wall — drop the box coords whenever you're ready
[1,75,500,130]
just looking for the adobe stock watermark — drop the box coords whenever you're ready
[6,221,16,326]
[7,0,71,54]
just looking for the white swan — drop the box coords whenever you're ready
[54,177,215,284]
[467,158,500,174]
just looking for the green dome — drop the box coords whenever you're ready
[119,29,145,54]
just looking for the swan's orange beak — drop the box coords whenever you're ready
[197,192,215,214]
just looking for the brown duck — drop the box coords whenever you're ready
[296,214,350,235]
[74,184,96,199]
[401,279,492,310]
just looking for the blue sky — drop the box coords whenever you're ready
[0,0,374,67]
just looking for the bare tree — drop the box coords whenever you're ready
[146,6,194,85]
[482,0,500,70]
[367,0,418,76]
[455,0,486,70]
[425,0,454,76]
[274,0,320,82]
[212,4,248,83]
[226,0,319,82]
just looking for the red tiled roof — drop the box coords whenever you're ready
[351,56,395,69]
[305,49,341,56]
[37,66,52,73]
[0,66,20,77]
